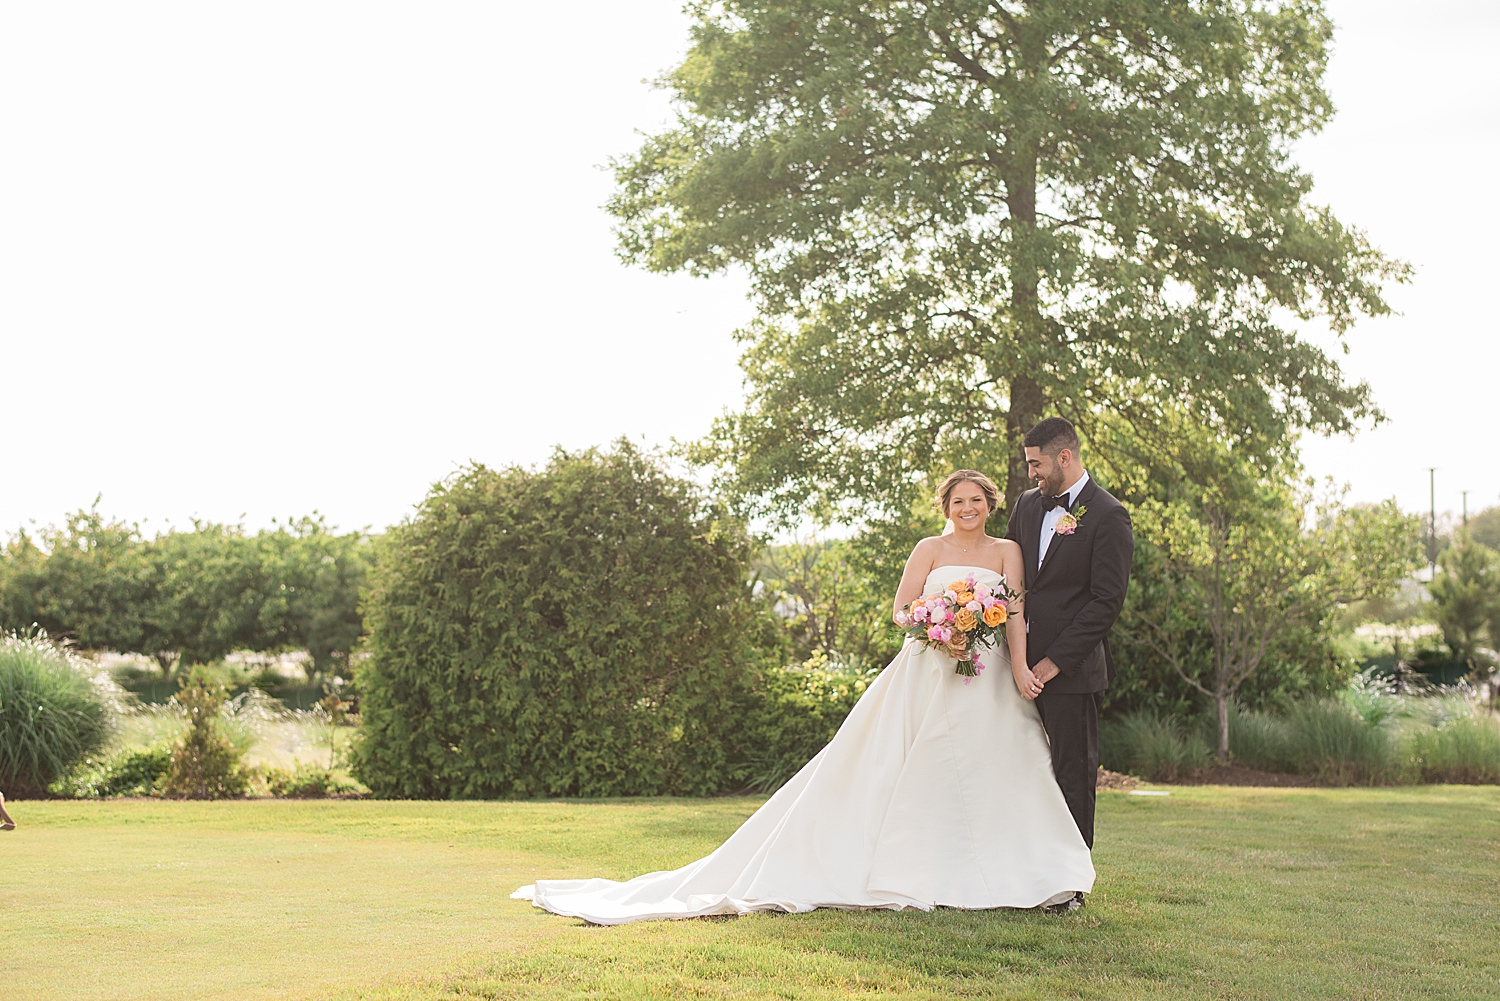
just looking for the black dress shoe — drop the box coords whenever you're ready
[1043,892,1084,914]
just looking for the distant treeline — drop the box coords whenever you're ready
[0,508,369,677]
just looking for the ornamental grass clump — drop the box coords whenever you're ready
[0,633,118,796]
[1405,713,1500,784]
[1277,699,1402,785]
[159,668,249,799]
[1098,709,1212,782]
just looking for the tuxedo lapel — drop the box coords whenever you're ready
[1027,492,1046,577]
[1036,478,1097,582]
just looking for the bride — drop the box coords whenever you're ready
[514,469,1094,923]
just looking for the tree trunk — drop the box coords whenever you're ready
[1215,693,1231,763]
[1001,145,1045,513]
[1004,373,1045,509]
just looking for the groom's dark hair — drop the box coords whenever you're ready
[1023,417,1080,456]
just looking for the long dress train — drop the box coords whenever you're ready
[513,565,1094,924]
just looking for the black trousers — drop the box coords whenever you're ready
[1035,690,1100,848]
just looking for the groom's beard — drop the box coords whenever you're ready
[1037,468,1065,497]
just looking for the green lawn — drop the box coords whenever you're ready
[4,787,1498,1000]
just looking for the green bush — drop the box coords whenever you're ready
[1099,709,1212,782]
[353,443,781,798]
[159,669,249,799]
[738,653,872,792]
[53,744,172,797]
[0,634,118,795]
[1405,715,1500,784]
[263,764,361,798]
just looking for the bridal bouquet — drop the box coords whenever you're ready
[894,574,1022,680]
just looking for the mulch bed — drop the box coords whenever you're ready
[1152,764,1326,787]
[1098,764,1334,789]
[1096,768,1138,792]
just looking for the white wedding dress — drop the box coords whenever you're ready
[513,565,1094,924]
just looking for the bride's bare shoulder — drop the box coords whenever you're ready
[911,535,947,554]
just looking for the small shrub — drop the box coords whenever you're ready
[1280,699,1400,785]
[1405,715,1500,784]
[54,744,172,797]
[263,764,361,798]
[737,653,872,792]
[1099,710,1211,781]
[159,668,249,799]
[0,633,118,795]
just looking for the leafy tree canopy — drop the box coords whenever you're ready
[1428,536,1498,674]
[613,0,1407,517]
[0,506,369,676]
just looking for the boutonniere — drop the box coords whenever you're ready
[1054,504,1087,536]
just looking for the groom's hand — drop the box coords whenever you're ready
[1033,658,1060,686]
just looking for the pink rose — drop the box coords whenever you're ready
[927,625,944,641]
[965,600,982,612]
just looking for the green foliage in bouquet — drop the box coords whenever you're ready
[159,667,249,799]
[0,633,118,795]
[353,441,782,798]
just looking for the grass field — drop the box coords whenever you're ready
[4,786,1498,1000]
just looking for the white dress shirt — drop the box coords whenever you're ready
[1038,471,1090,569]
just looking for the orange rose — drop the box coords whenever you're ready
[954,608,978,631]
[983,605,1007,627]
[956,591,974,604]
[947,580,968,593]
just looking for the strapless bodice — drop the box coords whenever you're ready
[922,564,1004,594]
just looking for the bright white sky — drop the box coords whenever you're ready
[2,1,1494,538]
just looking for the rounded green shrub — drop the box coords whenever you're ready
[0,633,118,795]
[54,744,173,797]
[353,443,778,798]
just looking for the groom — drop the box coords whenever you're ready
[1004,417,1132,860]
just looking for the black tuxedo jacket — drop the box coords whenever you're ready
[1003,477,1133,694]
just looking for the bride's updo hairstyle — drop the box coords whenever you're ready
[937,469,1000,517]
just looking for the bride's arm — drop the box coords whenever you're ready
[1002,541,1042,700]
[891,538,938,623]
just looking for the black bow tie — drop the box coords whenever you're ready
[1041,493,1072,512]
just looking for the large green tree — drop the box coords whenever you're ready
[613,0,1405,517]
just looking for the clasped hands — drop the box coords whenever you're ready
[1013,657,1060,701]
